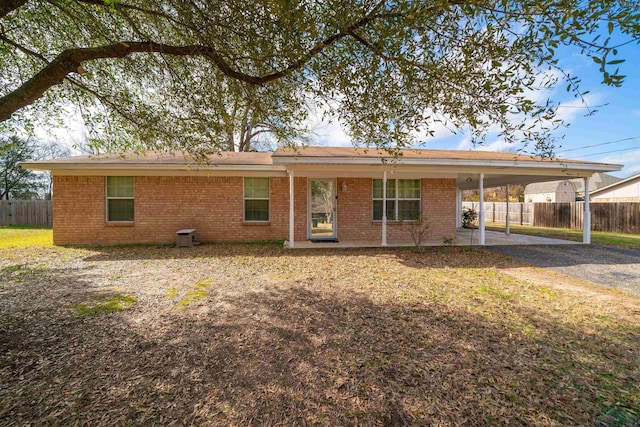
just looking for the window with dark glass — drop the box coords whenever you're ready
[244,177,270,221]
[106,176,134,222]
[373,179,420,221]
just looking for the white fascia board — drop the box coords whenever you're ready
[20,162,287,174]
[285,163,619,178]
[273,156,621,172]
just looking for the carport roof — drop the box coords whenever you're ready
[273,146,621,189]
[21,146,621,188]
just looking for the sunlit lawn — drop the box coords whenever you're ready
[485,222,640,250]
[0,225,53,249]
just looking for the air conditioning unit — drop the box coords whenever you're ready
[176,229,196,247]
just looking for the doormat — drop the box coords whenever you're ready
[311,240,339,243]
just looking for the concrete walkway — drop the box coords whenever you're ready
[292,229,577,249]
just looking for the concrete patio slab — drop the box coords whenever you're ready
[292,229,579,249]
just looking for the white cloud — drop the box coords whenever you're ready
[312,117,352,147]
[306,103,352,147]
[454,134,526,153]
[598,149,640,178]
[28,104,87,155]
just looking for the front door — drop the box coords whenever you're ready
[309,179,336,240]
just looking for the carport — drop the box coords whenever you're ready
[455,168,620,245]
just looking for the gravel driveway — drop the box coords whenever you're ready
[485,244,640,296]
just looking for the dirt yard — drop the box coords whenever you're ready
[1,240,639,426]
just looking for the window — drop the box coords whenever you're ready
[106,176,134,222]
[373,179,420,221]
[244,177,269,221]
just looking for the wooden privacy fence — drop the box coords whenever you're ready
[0,200,52,227]
[462,202,533,225]
[533,202,640,234]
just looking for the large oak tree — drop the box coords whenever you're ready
[0,0,638,155]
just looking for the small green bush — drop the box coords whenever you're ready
[462,208,478,229]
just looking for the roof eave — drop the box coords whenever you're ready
[271,156,621,172]
[20,162,285,172]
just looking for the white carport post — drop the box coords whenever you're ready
[456,188,462,228]
[382,170,388,246]
[289,170,295,248]
[583,177,591,244]
[479,173,486,245]
[505,184,510,236]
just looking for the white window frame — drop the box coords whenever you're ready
[243,177,270,222]
[105,176,135,222]
[372,178,421,221]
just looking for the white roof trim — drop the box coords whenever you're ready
[273,156,620,172]
[20,162,287,173]
[21,153,622,176]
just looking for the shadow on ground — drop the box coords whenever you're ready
[77,242,640,267]
[1,246,639,426]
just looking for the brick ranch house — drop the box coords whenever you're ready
[22,146,620,247]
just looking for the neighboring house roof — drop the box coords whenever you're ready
[21,146,622,190]
[524,173,621,195]
[524,180,577,194]
[572,173,621,194]
[591,173,640,196]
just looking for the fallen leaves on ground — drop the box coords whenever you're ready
[0,243,638,426]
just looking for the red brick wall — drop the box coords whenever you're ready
[336,177,457,243]
[52,175,454,245]
[293,177,308,242]
[53,175,298,245]
[421,178,457,240]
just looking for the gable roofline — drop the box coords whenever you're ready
[590,173,640,195]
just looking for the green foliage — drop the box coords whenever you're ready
[462,208,478,229]
[442,237,454,247]
[0,1,639,155]
[167,279,212,307]
[178,289,209,306]
[72,295,137,316]
[0,136,43,199]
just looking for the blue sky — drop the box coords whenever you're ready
[315,42,640,179]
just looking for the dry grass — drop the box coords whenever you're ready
[0,241,639,426]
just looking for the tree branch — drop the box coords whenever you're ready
[0,0,27,19]
[0,0,387,123]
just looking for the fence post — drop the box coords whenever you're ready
[520,203,523,225]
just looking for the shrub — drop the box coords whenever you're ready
[394,218,431,252]
[462,208,478,229]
